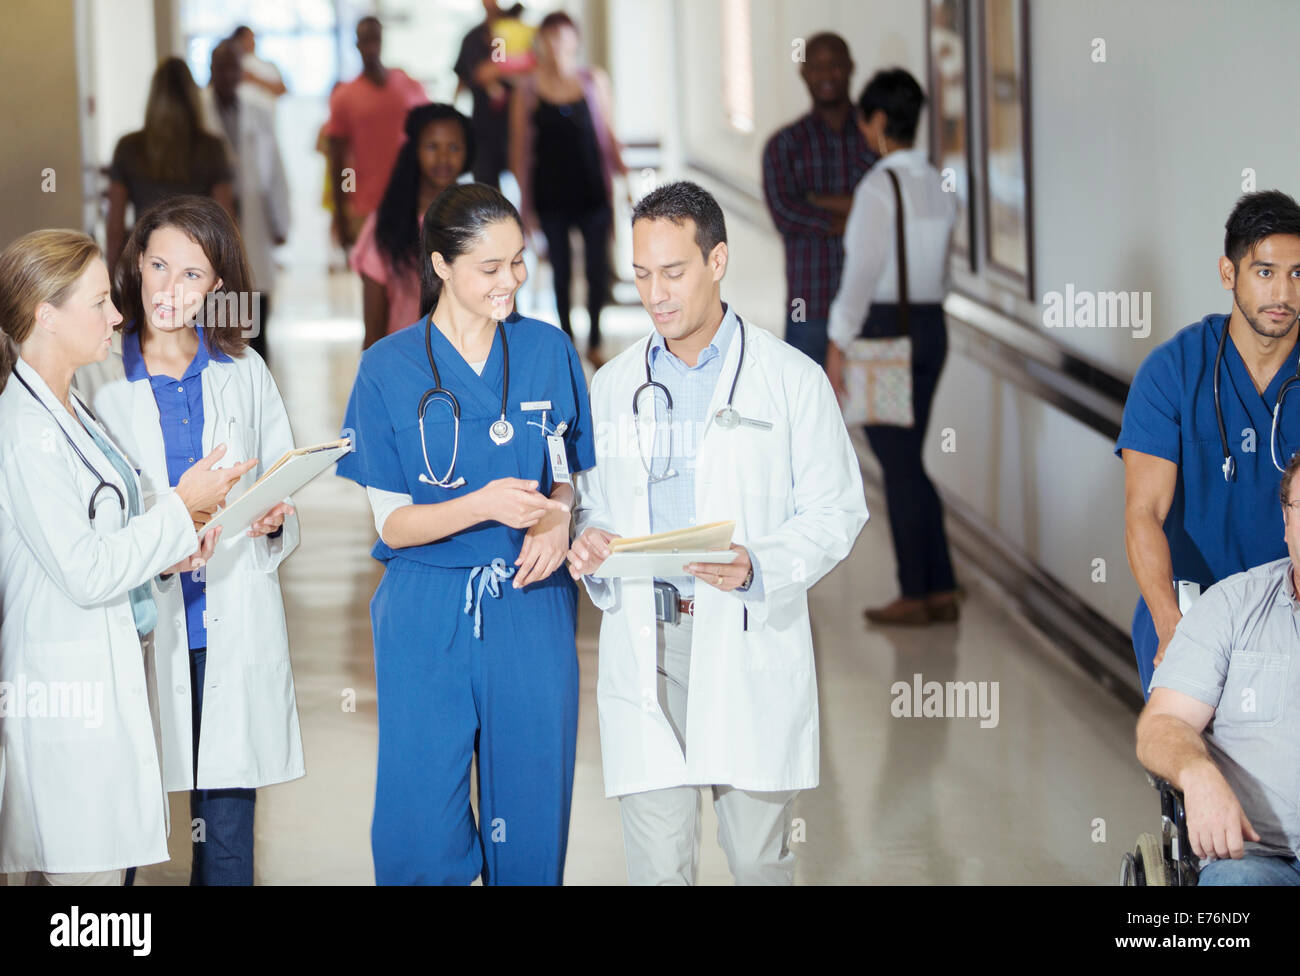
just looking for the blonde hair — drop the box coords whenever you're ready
[0,229,102,387]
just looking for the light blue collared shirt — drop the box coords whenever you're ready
[646,303,761,600]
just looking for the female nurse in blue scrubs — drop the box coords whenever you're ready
[337,183,596,885]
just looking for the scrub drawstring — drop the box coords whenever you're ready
[464,558,515,639]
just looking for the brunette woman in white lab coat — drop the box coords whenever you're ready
[77,196,304,885]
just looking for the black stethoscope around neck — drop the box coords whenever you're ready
[630,312,769,483]
[1213,317,1300,481]
[419,310,514,489]
[12,369,127,524]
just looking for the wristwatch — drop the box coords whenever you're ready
[737,565,754,592]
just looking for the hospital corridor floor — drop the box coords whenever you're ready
[126,270,1153,887]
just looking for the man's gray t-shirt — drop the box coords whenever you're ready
[1151,556,1300,860]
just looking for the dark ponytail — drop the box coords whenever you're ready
[418,183,523,317]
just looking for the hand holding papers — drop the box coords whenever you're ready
[202,438,352,544]
[594,520,739,578]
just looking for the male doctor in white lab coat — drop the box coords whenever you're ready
[568,181,868,885]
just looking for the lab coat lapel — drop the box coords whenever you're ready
[698,318,746,452]
[13,359,135,507]
[201,361,234,456]
[625,337,653,536]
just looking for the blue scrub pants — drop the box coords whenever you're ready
[1131,598,1159,701]
[369,559,580,885]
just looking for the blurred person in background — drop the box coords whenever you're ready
[230,24,287,113]
[106,58,234,272]
[455,1,535,190]
[762,33,874,369]
[353,103,475,349]
[510,11,626,366]
[201,40,289,364]
[326,16,427,250]
[825,69,959,627]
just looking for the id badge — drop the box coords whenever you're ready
[547,434,571,484]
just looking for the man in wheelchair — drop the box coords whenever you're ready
[1134,451,1300,886]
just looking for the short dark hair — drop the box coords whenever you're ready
[539,11,578,34]
[230,25,252,41]
[1224,190,1300,270]
[805,32,850,61]
[857,68,926,144]
[1281,448,1300,512]
[631,180,727,261]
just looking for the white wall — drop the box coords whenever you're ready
[1031,0,1300,377]
[644,0,1300,635]
[87,0,156,169]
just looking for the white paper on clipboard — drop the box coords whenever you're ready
[596,549,738,579]
[203,438,351,543]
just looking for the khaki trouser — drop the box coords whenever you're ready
[617,615,798,885]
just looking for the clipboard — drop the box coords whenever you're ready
[595,520,737,578]
[202,438,352,540]
[596,549,738,579]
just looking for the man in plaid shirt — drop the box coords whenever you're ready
[762,33,875,368]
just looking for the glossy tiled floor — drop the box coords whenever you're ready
[120,243,1154,884]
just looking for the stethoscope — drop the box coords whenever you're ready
[12,370,127,525]
[630,313,770,483]
[1212,318,1300,481]
[418,310,515,489]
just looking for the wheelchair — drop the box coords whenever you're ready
[1120,773,1199,885]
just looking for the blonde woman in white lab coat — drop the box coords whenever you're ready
[0,230,248,885]
[77,196,304,886]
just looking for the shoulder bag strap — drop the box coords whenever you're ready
[884,167,909,338]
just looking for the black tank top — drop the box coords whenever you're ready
[532,96,606,212]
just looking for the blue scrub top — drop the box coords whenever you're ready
[337,314,597,568]
[124,327,232,649]
[1115,313,1300,586]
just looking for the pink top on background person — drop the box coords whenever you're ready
[350,211,424,335]
[326,69,428,217]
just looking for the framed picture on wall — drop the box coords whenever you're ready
[979,0,1034,297]
[926,0,974,271]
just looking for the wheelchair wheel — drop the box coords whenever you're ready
[1133,832,1169,886]
[1119,851,1137,885]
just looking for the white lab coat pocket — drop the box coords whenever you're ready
[19,639,113,742]
[739,607,807,672]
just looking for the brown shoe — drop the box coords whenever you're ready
[924,591,961,623]
[864,597,931,626]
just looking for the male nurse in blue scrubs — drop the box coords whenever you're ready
[1119,190,1300,697]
